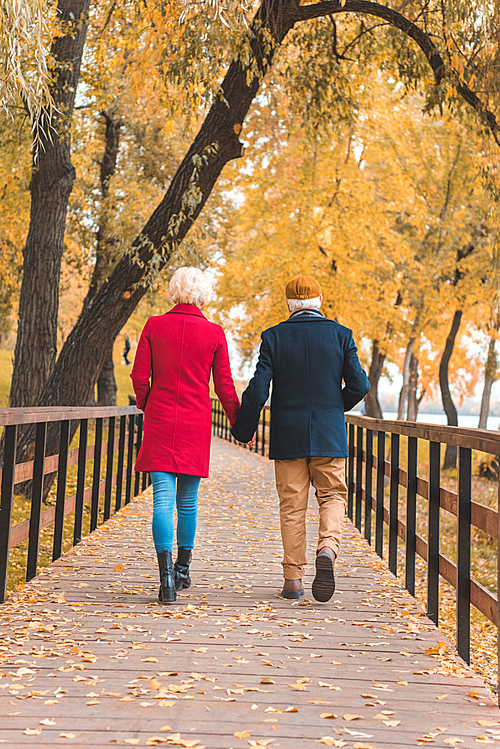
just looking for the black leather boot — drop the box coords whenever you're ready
[157,549,176,604]
[174,547,192,591]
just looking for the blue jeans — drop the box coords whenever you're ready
[150,472,201,554]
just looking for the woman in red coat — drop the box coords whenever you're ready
[131,267,240,603]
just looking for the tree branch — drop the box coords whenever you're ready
[291,0,500,144]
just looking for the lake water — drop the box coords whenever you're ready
[380,412,500,432]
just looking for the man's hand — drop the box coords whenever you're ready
[247,434,256,447]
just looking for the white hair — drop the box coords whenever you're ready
[286,296,322,313]
[168,267,213,307]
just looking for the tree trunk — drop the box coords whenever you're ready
[478,332,498,430]
[8,0,91,409]
[85,110,122,407]
[365,340,385,418]
[407,353,419,421]
[440,309,462,469]
[97,348,117,406]
[397,337,416,420]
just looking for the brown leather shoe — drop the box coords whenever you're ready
[312,547,336,602]
[281,578,304,599]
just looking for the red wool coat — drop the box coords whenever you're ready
[131,304,240,477]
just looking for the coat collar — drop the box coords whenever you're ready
[166,304,206,318]
[285,309,326,323]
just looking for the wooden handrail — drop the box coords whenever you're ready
[0,405,140,427]
[346,412,500,454]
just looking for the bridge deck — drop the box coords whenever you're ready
[0,437,498,748]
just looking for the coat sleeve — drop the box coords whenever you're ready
[212,327,240,426]
[231,332,273,443]
[342,331,370,412]
[130,318,152,411]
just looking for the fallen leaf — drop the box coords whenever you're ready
[320,713,337,719]
[124,740,141,746]
[343,714,362,721]
[114,564,124,571]
[24,728,42,735]
[59,733,77,739]
[233,731,250,739]
[437,695,449,700]
[443,740,464,746]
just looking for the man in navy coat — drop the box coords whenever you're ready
[231,275,370,602]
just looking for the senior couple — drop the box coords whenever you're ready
[131,267,369,604]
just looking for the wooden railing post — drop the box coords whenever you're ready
[73,419,88,546]
[104,416,115,521]
[26,421,47,581]
[355,426,363,532]
[405,436,418,597]
[90,417,103,532]
[388,433,400,576]
[124,414,135,505]
[347,423,355,520]
[364,429,373,544]
[115,414,127,512]
[427,441,441,624]
[457,446,471,664]
[375,430,385,558]
[0,424,17,602]
[52,419,70,561]
[134,413,144,497]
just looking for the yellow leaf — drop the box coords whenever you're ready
[478,721,500,727]
[114,563,124,571]
[124,740,141,746]
[284,706,298,713]
[443,740,464,746]
[437,694,449,700]
[234,731,251,739]
[343,714,362,721]
[320,713,337,719]
[142,657,158,663]
[160,726,172,731]
[39,718,56,726]
[24,728,42,735]
[59,734,77,739]
[86,700,100,705]
[383,720,401,727]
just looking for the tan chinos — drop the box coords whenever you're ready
[274,456,347,580]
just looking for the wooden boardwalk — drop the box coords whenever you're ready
[0,437,498,748]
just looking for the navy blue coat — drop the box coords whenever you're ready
[231,311,370,459]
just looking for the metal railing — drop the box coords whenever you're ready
[0,405,147,602]
[211,398,500,698]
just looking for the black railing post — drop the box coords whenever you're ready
[405,435,418,597]
[355,426,363,531]
[124,414,135,505]
[26,421,47,581]
[53,419,70,561]
[73,419,88,546]
[115,414,127,512]
[364,429,373,544]
[104,416,115,521]
[134,413,144,496]
[347,423,355,520]
[375,430,385,558]
[0,424,17,602]
[427,440,441,624]
[457,446,471,664]
[90,417,103,532]
[388,433,400,576]
[261,409,266,456]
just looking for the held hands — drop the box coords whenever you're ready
[247,434,256,447]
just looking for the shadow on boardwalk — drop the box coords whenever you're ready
[0,437,498,748]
